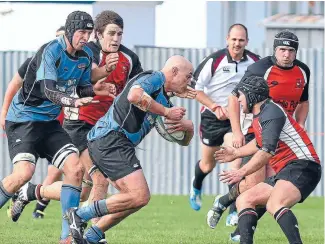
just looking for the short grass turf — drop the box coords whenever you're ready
[0,196,323,244]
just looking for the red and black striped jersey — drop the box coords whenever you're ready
[252,100,320,173]
[64,41,143,125]
[234,56,310,116]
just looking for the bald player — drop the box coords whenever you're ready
[66,55,196,243]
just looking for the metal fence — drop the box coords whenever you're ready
[0,47,323,196]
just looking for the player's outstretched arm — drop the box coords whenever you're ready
[43,80,97,108]
[214,138,258,163]
[195,90,217,110]
[228,94,245,148]
[219,150,272,185]
[1,73,23,129]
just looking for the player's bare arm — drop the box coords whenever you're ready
[219,150,272,184]
[164,119,194,146]
[214,138,258,162]
[196,91,228,120]
[127,86,186,121]
[0,73,23,129]
[228,94,245,147]
[195,90,217,110]
[91,52,119,83]
[173,86,197,99]
[295,100,309,129]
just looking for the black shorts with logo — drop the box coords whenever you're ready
[5,120,73,168]
[88,131,142,181]
[265,159,322,203]
[63,119,93,152]
[240,133,255,167]
[199,109,232,147]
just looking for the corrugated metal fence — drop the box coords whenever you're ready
[0,47,323,197]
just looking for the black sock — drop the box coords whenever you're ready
[192,161,210,190]
[26,183,41,201]
[219,181,240,208]
[33,199,50,213]
[232,206,266,236]
[232,226,240,236]
[228,183,237,214]
[256,206,267,220]
[274,207,303,244]
[238,208,258,244]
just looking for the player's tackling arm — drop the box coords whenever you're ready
[228,94,242,133]
[240,108,286,176]
[195,91,218,110]
[214,138,259,163]
[238,150,272,176]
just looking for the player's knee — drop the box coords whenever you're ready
[134,190,151,208]
[80,188,91,202]
[200,157,216,171]
[236,193,248,209]
[13,162,34,186]
[223,132,233,146]
[63,158,85,182]
[16,171,33,186]
[138,193,151,208]
[236,191,255,210]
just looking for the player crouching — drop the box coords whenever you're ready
[214,76,321,244]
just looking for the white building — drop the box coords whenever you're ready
[0,1,323,51]
[0,1,161,51]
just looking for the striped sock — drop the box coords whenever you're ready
[0,181,13,208]
[76,199,109,222]
[84,225,105,243]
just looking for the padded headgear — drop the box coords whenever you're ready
[237,76,269,112]
[273,29,299,52]
[65,11,94,47]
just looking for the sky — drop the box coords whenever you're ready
[0,1,208,51]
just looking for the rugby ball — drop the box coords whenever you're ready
[155,116,185,142]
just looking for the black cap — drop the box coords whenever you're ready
[273,29,299,52]
[237,76,269,112]
[65,11,94,47]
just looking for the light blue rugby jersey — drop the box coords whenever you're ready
[6,35,93,122]
[87,71,172,146]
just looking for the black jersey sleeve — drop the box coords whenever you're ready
[18,57,32,78]
[129,55,143,79]
[76,85,95,97]
[258,102,286,155]
[87,41,101,66]
[42,79,77,107]
[295,60,310,102]
[119,44,144,80]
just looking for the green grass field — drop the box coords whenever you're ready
[0,196,323,244]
